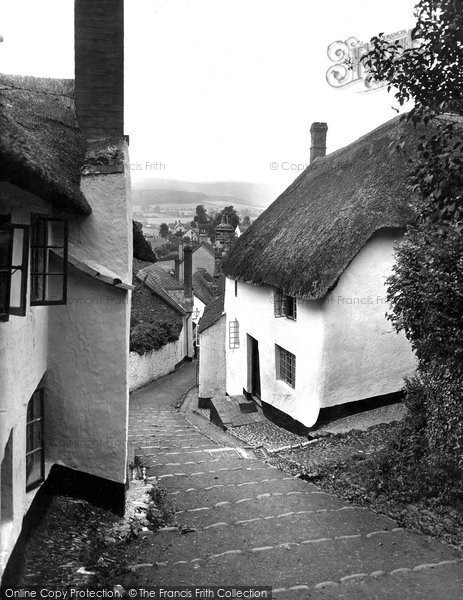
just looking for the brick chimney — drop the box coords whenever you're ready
[75,0,124,140]
[310,122,328,163]
[183,246,193,299]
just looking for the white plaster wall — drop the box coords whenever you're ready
[321,230,416,407]
[225,279,324,427]
[224,231,416,427]
[198,315,226,399]
[65,147,133,283]
[129,337,183,392]
[0,143,133,576]
[46,269,130,484]
[0,184,51,575]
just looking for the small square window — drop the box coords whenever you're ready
[30,217,68,306]
[229,319,240,349]
[276,345,296,388]
[274,289,297,320]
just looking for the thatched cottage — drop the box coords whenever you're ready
[0,0,132,581]
[222,117,418,428]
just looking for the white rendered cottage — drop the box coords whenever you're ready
[222,117,418,428]
[0,0,132,581]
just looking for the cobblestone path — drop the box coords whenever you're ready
[128,363,462,599]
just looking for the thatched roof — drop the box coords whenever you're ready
[223,116,420,300]
[0,74,91,213]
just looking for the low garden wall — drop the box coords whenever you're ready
[129,338,181,392]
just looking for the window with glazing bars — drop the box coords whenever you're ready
[30,217,68,305]
[277,345,296,388]
[0,216,30,321]
[26,388,45,491]
[229,319,240,348]
[274,289,297,320]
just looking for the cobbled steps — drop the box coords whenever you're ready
[127,364,463,598]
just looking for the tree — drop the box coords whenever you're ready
[213,206,240,230]
[243,215,251,226]
[194,205,209,226]
[363,0,463,476]
[159,223,169,238]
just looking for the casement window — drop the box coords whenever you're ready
[30,217,68,305]
[0,217,30,322]
[26,388,45,491]
[229,319,240,349]
[276,345,296,388]
[274,289,297,320]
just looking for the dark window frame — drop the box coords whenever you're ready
[276,345,296,388]
[30,216,68,306]
[0,216,30,321]
[229,319,240,349]
[274,289,297,321]
[26,387,45,492]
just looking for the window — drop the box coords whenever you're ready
[30,217,68,305]
[276,345,296,388]
[0,217,30,321]
[274,289,297,320]
[26,388,45,491]
[229,319,240,349]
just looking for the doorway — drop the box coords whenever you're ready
[248,335,261,400]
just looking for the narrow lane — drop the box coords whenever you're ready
[128,363,463,599]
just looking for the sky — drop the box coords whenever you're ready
[0,0,417,193]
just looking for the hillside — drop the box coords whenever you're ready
[132,178,280,210]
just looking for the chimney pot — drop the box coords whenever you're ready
[310,122,328,163]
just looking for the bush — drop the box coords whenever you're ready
[363,370,463,505]
[130,321,179,355]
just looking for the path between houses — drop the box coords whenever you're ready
[128,363,463,599]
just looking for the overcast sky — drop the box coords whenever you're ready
[1,0,417,192]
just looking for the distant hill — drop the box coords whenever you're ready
[132,178,280,210]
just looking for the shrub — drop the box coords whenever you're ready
[130,321,179,355]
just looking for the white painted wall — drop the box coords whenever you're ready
[0,184,51,574]
[129,334,184,392]
[225,230,416,427]
[321,230,416,407]
[198,315,226,399]
[0,145,132,577]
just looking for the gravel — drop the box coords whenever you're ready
[230,421,307,450]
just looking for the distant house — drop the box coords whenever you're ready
[182,225,200,242]
[129,258,194,391]
[136,256,194,360]
[222,117,418,428]
[0,0,132,579]
[192,268,214,328]
[177,240,215,282]
[198,293,226,402]
[197,216,235,404]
